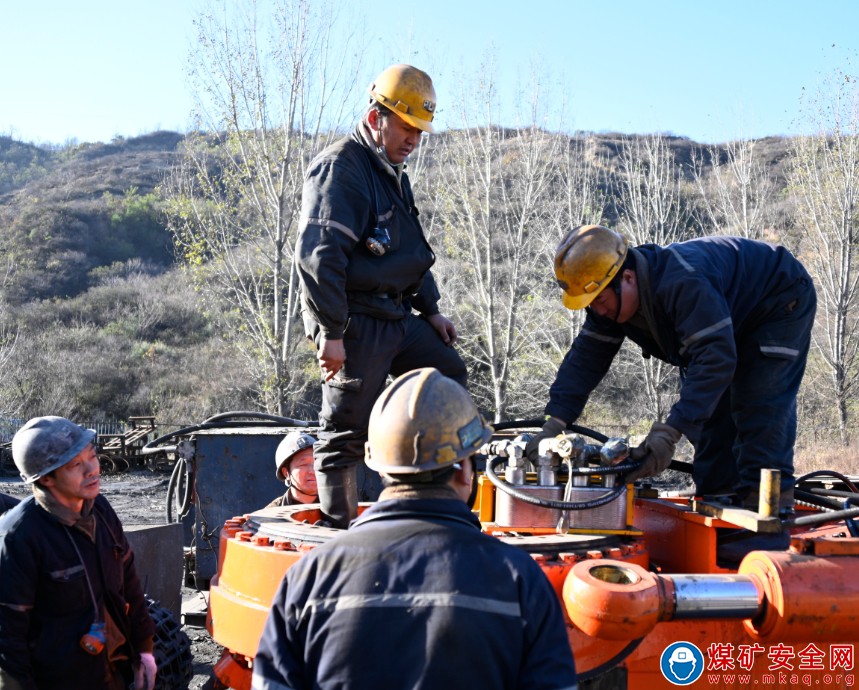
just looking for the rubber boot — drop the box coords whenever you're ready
[316,465,359,529]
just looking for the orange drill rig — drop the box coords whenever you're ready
[151,418,859,690]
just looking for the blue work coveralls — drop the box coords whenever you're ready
[296,123,466,508]
[252,493,578,690]
[545,236,816,497]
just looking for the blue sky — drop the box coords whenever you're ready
[2,0,858,146]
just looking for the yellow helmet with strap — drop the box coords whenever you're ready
[554,225,628,310]
[368,64,437,133]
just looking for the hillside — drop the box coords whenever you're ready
[0,129,799,430]
[0,132,183,304]
[0,131,250,427]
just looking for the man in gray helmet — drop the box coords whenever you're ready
[0,416,156,690]
[266,431,319,507]
[253,369,578,690]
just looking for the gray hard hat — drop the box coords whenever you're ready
[12,416,97,484]
[275,432,316,480]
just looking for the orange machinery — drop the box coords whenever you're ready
[204,430,859,690]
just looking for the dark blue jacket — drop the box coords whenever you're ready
[546,237,813,443]
[0,495,154,689]
[297,123,440,340]
[252,495,578,690]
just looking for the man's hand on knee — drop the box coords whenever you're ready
[427,313,458,346]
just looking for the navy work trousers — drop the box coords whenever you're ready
[308,312,467,496]
[692,276,817,498]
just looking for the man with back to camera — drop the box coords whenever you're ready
[252,367,578,690]
[266,431,318,507]
[0,416,156,690]
[296,64,467,529]
[526,225,816,562]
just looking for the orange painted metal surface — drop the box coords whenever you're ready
[207,486,859,690]
[740,551,859,641]
[207,517,305,658]
[563,559,669,640]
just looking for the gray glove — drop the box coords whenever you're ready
[525,417,567,461]
[625,422,681,482]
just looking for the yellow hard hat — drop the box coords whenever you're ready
[368,64,437,133]
[554,225,628,310]
[365,368,493,474]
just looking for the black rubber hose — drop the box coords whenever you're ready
[579,637,644,682]
[783,506,859,528]
[795,488,845,512]
[485,456,626,510]
[201,411,311,426]
[796,469,859,494]
[165,457,193,524]
[804,488,859,505]
[142,411,314,454]
[491,419,609,443]
[165,456,183,523]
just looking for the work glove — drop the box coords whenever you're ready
[134,651,157,690]
[525,417,567,462]
[625,422,682,483]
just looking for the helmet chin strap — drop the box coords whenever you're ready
[368,110,397,167]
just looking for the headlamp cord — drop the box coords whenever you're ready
[64,526,107,655]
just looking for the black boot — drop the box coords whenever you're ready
[317,465,358,529]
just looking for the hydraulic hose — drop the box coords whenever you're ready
[483,420,634,510]
[796,469,859,494]
[491,419,609,443]
[154,411,315,524]
[142,411,313,456]
[578,638,644,682]
[166,455,193,524]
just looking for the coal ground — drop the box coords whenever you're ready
[0,468,223,689]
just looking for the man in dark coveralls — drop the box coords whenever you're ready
[0,416,156,689]
[296,64,467,528]
[526,225,816,559]
[252,368,578,690]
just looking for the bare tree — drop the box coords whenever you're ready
[519,134,610,418]
[790,65,859,444]
[691,138,776,239]
[425,63,604,421]
[162,0,365,415]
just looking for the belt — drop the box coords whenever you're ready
[378,292,404,305]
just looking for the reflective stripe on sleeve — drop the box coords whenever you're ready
[302,592,522,619]
[668,246,696,272]
[580,326,624,345]
[679,316,732,355]
[760,345,800,357]
[305,217,360,242]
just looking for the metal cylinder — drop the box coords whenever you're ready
[740,551,859,641]
[759,468,780,517]
[671,575,761,618]
[538,468,556,486]
[505,467,526,485]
